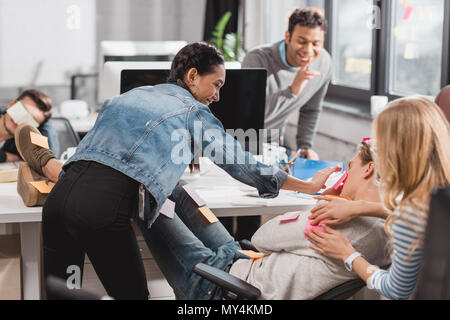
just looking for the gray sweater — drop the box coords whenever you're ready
[242,41,332,149]
[229,206,391,300]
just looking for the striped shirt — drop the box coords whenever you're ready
[368,204,426,299]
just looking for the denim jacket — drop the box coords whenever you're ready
[65,83,288,228]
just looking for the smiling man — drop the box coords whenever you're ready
[242,8,331,160]
[232,8,332,241]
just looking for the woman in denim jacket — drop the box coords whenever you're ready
[19,43,339,299]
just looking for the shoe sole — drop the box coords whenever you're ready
[17,162,48,207]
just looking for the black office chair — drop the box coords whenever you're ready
[193,239,367,300]
[414,188,450,300]
[49,117,80,159]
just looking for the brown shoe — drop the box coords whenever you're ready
[17,162,50,207]
[14,123,56,176]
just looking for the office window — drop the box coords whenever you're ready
[388,0,445,96]
[325,0,450,106]
[331,0,373,90]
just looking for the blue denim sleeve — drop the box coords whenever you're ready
[39,120,60,157]
[192,106,288,199]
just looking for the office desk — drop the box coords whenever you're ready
[0,164,316,300]
[0,182,42,300]
[181,163,316,217]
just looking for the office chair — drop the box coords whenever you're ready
[193,239,367,300]
[49,117,80,159]
[414,188,450,300]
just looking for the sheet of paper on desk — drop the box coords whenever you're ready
[183,185,207,207]
[160,199,175,219]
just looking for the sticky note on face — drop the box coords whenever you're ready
[160,199,175,219]
[30,132,49,149]
[304,217,329,239]
[6,101,39,128]
[332,172,348,191]
[183,185,207,207]
[238,250,267,261]
[198,206,218,224]
[279,211,301,223]
[29,180,52,194]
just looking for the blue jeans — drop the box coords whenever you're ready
[137,182,249,300]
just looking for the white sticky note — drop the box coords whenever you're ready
[183,185,207,207]
[160,199,175,219]
[279,211,301,223]
[6,101,39,128]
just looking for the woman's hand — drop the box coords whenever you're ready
[309,196,357,226]
[306,166,342,195]
[306,225,355,261]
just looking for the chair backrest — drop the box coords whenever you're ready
[414,188,450,299]
[314,279,366,300]
[49,117,80,159]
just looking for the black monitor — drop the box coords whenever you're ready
[120,69,267,154]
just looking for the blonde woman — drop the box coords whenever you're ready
[306,96,450,299]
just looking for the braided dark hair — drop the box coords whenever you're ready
[168,42,225,88]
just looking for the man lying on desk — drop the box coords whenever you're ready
[0,89,59,163]
[136,140,390,300]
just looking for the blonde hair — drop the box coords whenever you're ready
[374,96,450,256]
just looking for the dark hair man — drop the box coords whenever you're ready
[0,89,59,162]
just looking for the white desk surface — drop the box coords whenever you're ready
[181,164,316,217]
[0,164,316,223]
[0,182,41,223]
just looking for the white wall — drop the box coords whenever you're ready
[0,0,96,87]
[96,0,205,43]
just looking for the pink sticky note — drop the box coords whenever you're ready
[403,6,413,20]
[304,218,329,239]
[183,185,207,207]
[160,199,175,219]
[280,211,301,223]
[332,172,348,191]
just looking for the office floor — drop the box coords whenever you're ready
[82,222,175,300]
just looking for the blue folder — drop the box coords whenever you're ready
[291,158,345,180]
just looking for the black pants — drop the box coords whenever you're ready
[42,160,149,300]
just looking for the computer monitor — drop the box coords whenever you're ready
[120,68,267,154]
[97,41,188,104]
[100,61,173,104]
